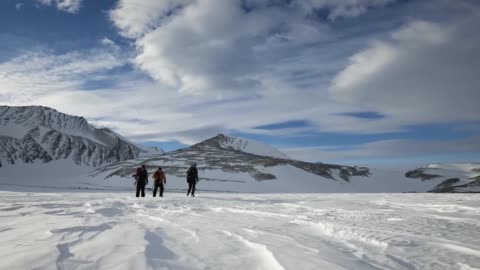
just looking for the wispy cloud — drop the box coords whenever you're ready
[1,0,480,164]
[110,0,396,95]
[329,14,480,126]
[36,0,83,13]
[0,45,126,103]
[283,135,480,164]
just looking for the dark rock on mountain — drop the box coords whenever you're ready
[0,105,163,167]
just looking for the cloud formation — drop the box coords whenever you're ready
[0,45,125,104]
[283,135,480,164]
[330,13,480,125]
[1,0,480,164]
[36,0,83,13]
[110,0,395,95]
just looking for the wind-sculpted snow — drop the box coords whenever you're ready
[0,192,479,269]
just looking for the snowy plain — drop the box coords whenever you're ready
[1,191,479,270]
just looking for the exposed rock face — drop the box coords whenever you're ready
[93,134,370,183]
[0,106,163,167]
[406,163,480,193]
[405,168,441,181]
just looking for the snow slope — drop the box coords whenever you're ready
[91,135,476,193]
[0,105,163,167]
[214,134,290,159]
[1,191,479,270]
[90,134,379,193]
[405,163,480,192]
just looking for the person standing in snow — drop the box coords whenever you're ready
[133,165,149,197]
[132,167,141,196]
[152,166,166,197]
[186,163,199,197]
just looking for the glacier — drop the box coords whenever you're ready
[0,191,479,270]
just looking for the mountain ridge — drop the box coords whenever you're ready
[405,163,480,193]
[1,105,478,193]
[90,133,372,193]
[0,105,163,167]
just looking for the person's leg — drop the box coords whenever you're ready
[191,182,196,196]
[160,183,164,197]
[136,184,140,197]
[141,183,146,197]
[153,183,162,197]
[187,182,192,195]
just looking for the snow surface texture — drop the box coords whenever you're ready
[0,191,479,270]
[0,105,163,167]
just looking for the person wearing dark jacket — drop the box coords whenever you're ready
[132,165,149,197]
[186,163,198,197]
[152,167,166,197]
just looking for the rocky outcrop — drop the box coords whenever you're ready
[93,134,370,183]
[0,105,163,167]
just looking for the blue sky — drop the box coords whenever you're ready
[1,0,479,166]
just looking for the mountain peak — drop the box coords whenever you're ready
[0,105,159,167]
[195,133,290,159]
[211,133,228,140]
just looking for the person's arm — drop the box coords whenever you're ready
[195,169,199,182]
[163,172,167,184]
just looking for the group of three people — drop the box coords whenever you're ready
[132,164,199,198]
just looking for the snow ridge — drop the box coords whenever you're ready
[0,105,163,167]
[1,192,479,269]
[91,133,371,193]
[405,163,480,192]
[214,134,290,159]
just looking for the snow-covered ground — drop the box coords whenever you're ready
[1,191,479,270]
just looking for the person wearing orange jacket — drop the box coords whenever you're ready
[152,166,167,197]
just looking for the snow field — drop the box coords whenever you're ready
[0,192,479,270]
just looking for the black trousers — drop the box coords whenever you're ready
[136,181,146,197]
[153,182,164,197]
[187,181,196,195]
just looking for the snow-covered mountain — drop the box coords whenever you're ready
[90,134,380,193]
[1,106,478,193]
[405,163,480,192]
[0,105,163,167]
[214,134,290,159]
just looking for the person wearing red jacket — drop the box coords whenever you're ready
[152,167,166,197]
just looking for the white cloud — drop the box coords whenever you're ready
[283,135,480,163]
[329,14,480,125]
[109,0,396,95]
[110,0,194,39]
[2,0,480,163]
[15,3,24,10]
[36,0,83,13]
[0,48,126,104]
[295,0,395,20]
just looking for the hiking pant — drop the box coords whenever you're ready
[153,182,164,197]
[187,181,196,196]
[136,181,146,197]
